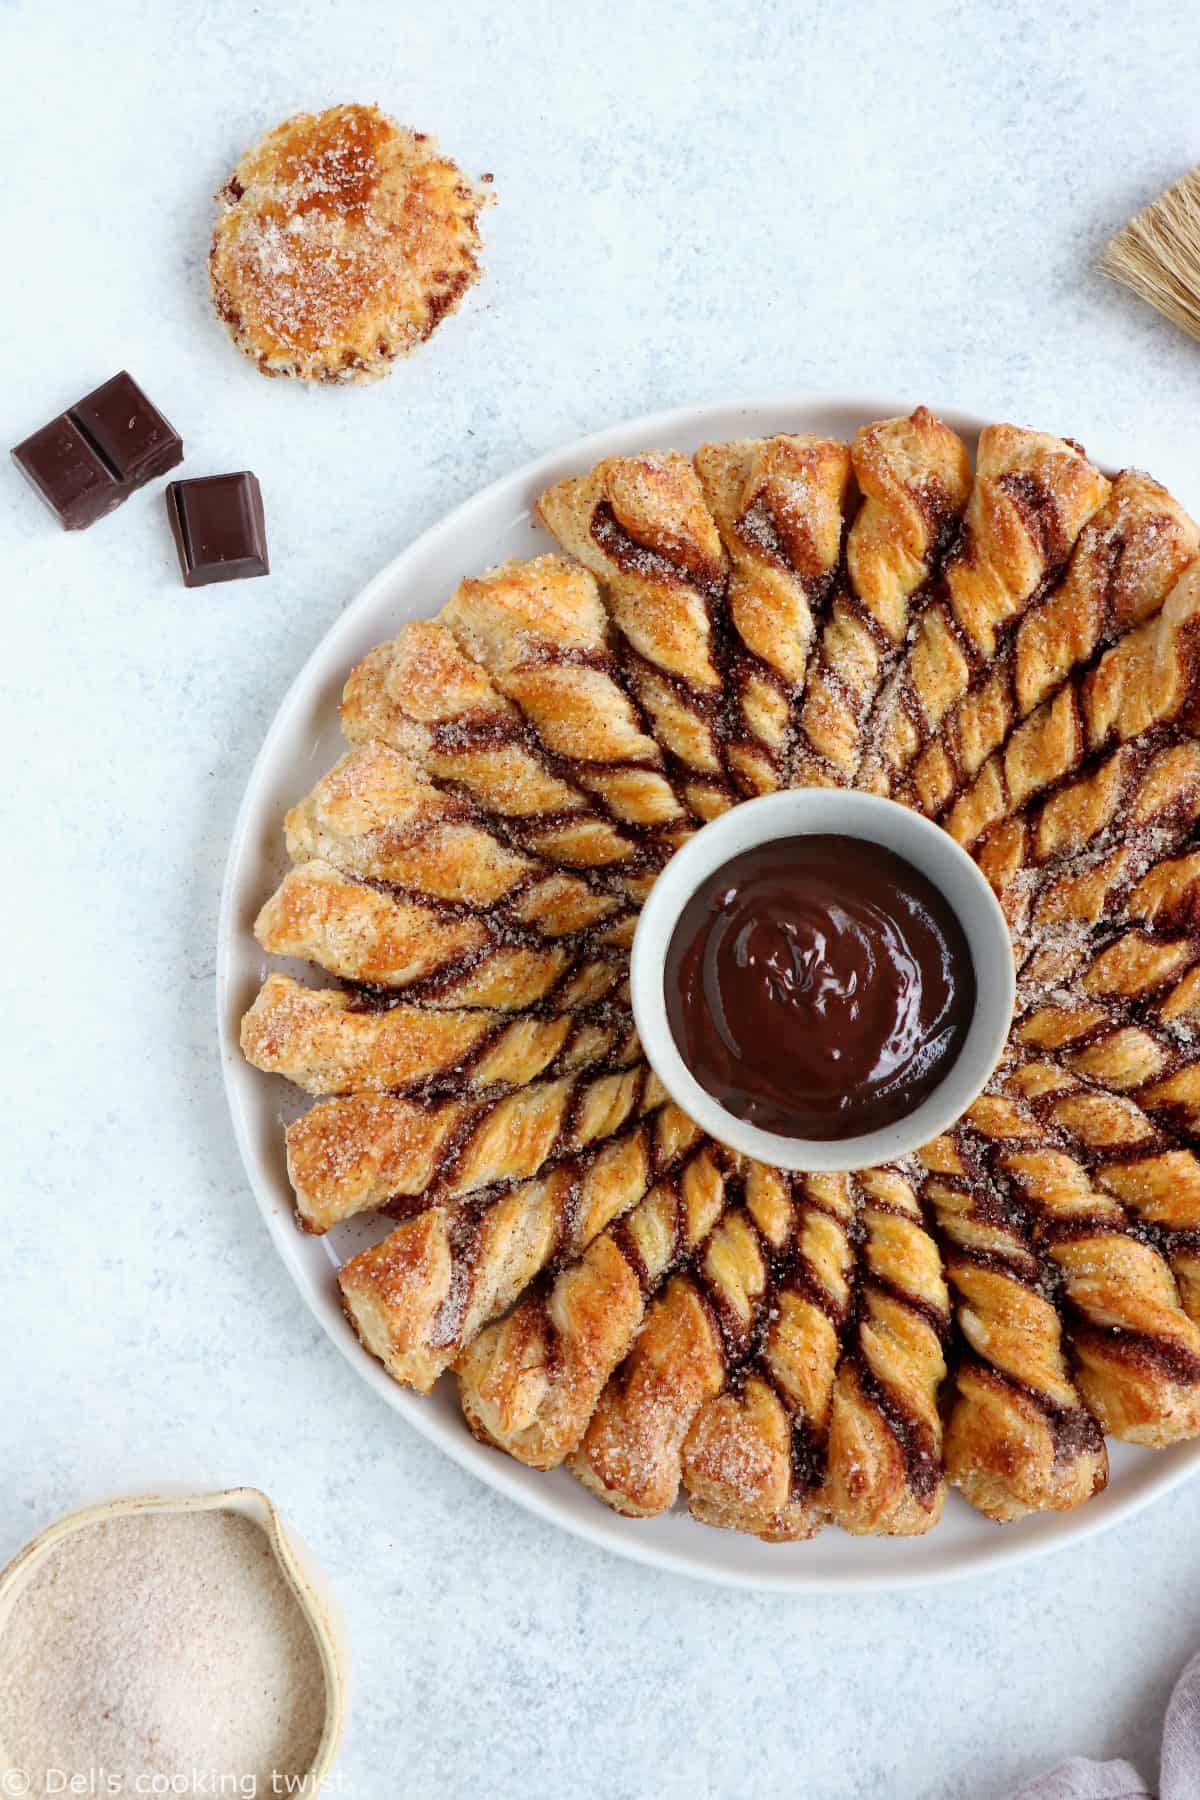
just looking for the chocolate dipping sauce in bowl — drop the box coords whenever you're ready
[632,791,1015,1172]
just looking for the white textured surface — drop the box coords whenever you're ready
[4,1,1200,1795]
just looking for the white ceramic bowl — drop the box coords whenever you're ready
[0,1487,349,1788]
[631,790,1015,1171]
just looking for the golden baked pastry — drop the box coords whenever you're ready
[210,104,489,382]
[240,407,1200,1548]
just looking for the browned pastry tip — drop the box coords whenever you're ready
[240,972,639,1103]
[210,104,489,383]
[438,555,689,842]
[792,408,971,787]
[341,617,646,880]
[965,1093,1200,1447]
[339,1102,698,1390]
[918,1132,1107,1520]
[682,1171,856,1540]
[286,739,627,938]
[536,452,734,822]
[286,1063,663,1233]
[859,425,1110,799]
[947,553,1200,851]
[822,1168,951,1536]
[455,1139,732,1469]
[694,434,852,794]
[911,470,1199,820]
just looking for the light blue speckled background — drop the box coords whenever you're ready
[4,2,1200,1795]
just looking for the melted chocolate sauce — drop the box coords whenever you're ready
[665,835,975,1140]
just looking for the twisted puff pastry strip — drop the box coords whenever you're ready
[681,1172,855,1541]
[570,1194,773,1517]
[859,425,1109,798]
[965,1091,1200,1445]
[822,1167,951,1536]
[946,556,1200,851]
[792,408,971,786]
[536,452,735,821]
[977,737,1200,940]
[341,616,647,881]
[438,556,688,849]
[286,739,629,940]
[338,1103,701,1391]
[693,435,852,795]
[911,472,1198,818]
[240,973,639,1101]
[254,860,624,1007]
[1003,1058,1200,1325]
[456,1139,732,1468]
[917,1132,1108,1521]
[285,1063,664,1232]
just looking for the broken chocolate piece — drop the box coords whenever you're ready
[166,473,269,587]
[11,371,183,530]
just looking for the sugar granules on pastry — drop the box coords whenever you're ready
[0,1509,326,1795]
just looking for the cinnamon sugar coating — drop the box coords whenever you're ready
[210,104,489,382]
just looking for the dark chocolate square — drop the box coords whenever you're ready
[166,473,269,587]
[72,371,183,487]
[11,371,184,530]
[12,416,124,530]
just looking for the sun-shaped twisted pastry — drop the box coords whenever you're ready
[210,104,489,382]
[456,1140,733,1468]
[693,435,853,794]
[917,1131,1108,1520]
[792,408,972,786]
[859,425,1109,798]
[909,472,1199,820]
[338,1102,701,1390]
[239,409,1200,1546]
[537,453,734,821]
[681,1172,855,1541]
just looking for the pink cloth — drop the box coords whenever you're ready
[1012,1650,1200,1799]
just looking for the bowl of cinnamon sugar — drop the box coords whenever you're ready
[0,1488,348,1797]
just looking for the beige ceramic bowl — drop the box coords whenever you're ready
[0,1486,349,1789]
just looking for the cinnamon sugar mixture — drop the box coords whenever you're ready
[0,1510,325,1795]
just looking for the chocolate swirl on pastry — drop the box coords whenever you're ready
[240,973,640,1101]
[792,408,972,787]
[286,1063,664,1232]
[859,425,1109,800]
[537,452,735,822]
[912,472,1199,819]
[693,435,853,795]
[456,1140,733,1468]
[917,1131,1108,1521]
[682,1171,855,1541]
[822,1166,952,1536]
[338,1103,701,1390]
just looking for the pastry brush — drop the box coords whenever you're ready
[1103,167,1200,341]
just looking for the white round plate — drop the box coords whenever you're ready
[218,396,1200,1591]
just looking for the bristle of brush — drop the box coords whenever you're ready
[1102,166,1200,343]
